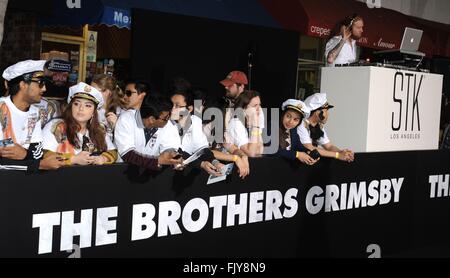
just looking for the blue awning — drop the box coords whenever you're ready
[40,0,280,30]
[40,0,131,29]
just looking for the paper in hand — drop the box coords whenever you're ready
[207,163,234,185]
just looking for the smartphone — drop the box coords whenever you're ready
[90,151,102,156]
[0,138,14,147]
[308,149,321,160]
[173,153,182,159]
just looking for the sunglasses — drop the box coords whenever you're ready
[30,78,50,89]
[124,90,137,97]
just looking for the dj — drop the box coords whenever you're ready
[325,14,364,67]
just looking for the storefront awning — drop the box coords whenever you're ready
[41,0,281,30]
[259,0,449,57]
[40,0,131,29]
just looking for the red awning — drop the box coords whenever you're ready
[259,0,449,57]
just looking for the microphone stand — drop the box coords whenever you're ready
[248,52,252,90]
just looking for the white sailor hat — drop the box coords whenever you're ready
[2,60,46,81]
[281,99,310,118]
[304,93,334,112]
[68,82,104,109]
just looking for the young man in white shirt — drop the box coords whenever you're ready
[114,93,182,171]
[0,60,65,171]
[297,93,354,162]
[325,14,364,67]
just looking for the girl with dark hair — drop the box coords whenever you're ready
[42,82,117,165]
[277,99,318,165]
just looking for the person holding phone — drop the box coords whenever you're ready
[276,99,319,166]
[1,60,64,171]
[114,93,182,171]
[297,93,354,163]
[170,88,223,177]
[325,14,364,67]
[42,82,118,166]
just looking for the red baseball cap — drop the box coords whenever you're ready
[220,71,248,87]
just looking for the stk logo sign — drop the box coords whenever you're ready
[392,72,422,132]
[67,0,81,9]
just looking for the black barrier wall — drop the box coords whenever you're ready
[0,151,449,258]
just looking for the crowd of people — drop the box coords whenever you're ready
[0,57,354,178]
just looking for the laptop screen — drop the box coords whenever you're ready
[400,27,423,52]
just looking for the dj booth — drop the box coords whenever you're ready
[321,65,443,152]
[0,151,449,258]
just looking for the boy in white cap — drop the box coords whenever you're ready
[0,60,64,171]
[297,93,354,162]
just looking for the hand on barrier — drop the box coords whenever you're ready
[234,156,249,179]
[201,161,223,177]
[159,151,183,168]
[297,151,319,165]
[0,143,27,160]
[72,151,95,165]
[39,155,65,170]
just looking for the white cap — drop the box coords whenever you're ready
[68,82,104,109]
[304,93,334,112]
[2,60,46,81]
[281,99,310,118]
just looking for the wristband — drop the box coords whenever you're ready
[335,152,340,159]
[232,155,239,162]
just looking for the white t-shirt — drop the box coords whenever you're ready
[297,119,330,146]
[179,115,209,155]
[114,109,180,157]
[0,96,42,149]
[225,117,249,148]
[325,36,357,67]
[42,118,116,154]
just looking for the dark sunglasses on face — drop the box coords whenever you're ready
[124,90,137,97]
[30,78,50,88]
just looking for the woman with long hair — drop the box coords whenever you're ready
[42,82,117,165]
[277,99,318,165]
[225,90,264,157]
[90,74,125,139]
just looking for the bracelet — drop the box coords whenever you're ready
[251,131,263,136]
[296,152,301,159]
[335,152,340,159]
[232,155,239,162]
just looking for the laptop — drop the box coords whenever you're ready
[400,27,424,54]
[374,27,425,57]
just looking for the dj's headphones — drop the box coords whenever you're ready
[346,13,359,30]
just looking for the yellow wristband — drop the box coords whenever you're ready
[296,151,301,159]
[335,152,340,159]
[251,131,262,136]
[232,155,239,162]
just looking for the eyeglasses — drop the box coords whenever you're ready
[30,78,49,89]
[124,90,138,97]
